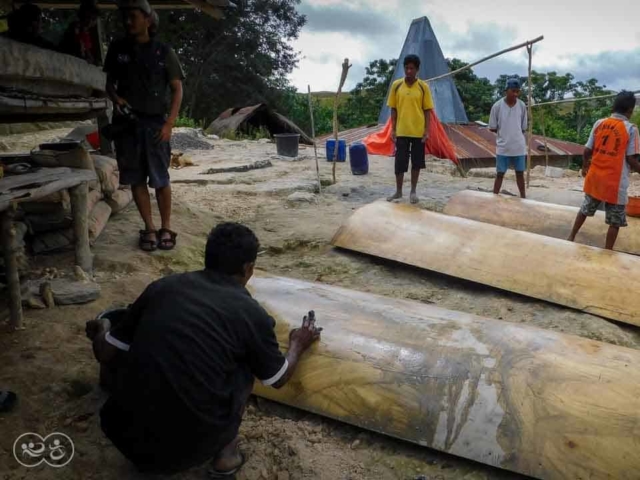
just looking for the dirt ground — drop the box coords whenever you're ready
[1,129,640,480]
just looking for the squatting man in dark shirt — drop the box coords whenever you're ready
[86,223,322,476]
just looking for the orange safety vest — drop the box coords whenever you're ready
[584,118,630,204]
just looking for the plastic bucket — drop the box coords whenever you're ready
[627,196,640,217]
[326,139,347,162]
[349,143,369,175]
[274,134,300,157]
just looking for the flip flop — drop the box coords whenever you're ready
[0,391,17,413]
[157,228,178,251]
[208,451,246,478]
[139,229,158,252]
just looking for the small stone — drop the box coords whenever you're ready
[260,468,269,479]
[74,266,91,282]
[307,434,322,444]
[350,439,360,450]
[277,471,290,480]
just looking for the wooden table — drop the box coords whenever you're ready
[0,167,97,330]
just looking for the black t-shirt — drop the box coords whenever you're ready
[103,37,185,116]
[105,270,286,432]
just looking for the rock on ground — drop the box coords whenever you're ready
[287,192,318,205]
[30,278,101,305]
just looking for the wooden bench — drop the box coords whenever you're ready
[0,167,97,329]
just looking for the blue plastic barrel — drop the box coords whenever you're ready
[326,139,346,162]
[349,143,369,175]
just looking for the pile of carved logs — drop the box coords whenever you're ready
[24,148,132,254]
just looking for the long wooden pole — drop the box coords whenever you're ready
[69,182,93,275]
[532,89,640,107]
[1,204,23,330]
[332,58,351,184]
[525,43,534,188]
[307,85,321,194]
[539,106,549,169]
[427,35,544,83]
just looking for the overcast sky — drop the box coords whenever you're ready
[288,0,640,93]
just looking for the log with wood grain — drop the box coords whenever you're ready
[250,275,640,480]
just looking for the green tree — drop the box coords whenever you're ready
[342,58,397,126]
[446,58,494,121]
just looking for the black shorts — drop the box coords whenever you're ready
[395,137,426,174]
[113,115,171,189]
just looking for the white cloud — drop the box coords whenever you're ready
[291,0,640,93]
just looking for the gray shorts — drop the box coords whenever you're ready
[580,194,627,228]
[113,115,171,189]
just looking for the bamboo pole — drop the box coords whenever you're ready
[307,85,321,194]
[1,204,23,330]
[532,90,640,107]
[332,58,352,184]
[427,35,544,83]
[525,43,534,188]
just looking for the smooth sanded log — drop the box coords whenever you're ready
[331,201,640,327]
[250,275,640,480]
[444,190,640,255]
[69,182,93,274]
[0,205,23,329]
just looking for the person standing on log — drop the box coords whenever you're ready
[387,54,435,205]
[104,0,184,252]
[489,78,528,198]
[568,91,640,250]
[85,223,322,476]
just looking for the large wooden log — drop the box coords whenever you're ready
[331,201,640,327]
[249,275,640,480]
[69,182,93,274]
[444,190,640,255]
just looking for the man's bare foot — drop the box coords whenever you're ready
[410,192,419,204]
[211,437,245,476]
[387,192,403,202]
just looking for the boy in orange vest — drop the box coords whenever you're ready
[568,91,640,249]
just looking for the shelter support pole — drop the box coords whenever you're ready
[332,59,351,184]
[308,85,321,194]
[1,204,23,330]
[70,182,93,274]
[540,106,549,169]
[526,43,534,188]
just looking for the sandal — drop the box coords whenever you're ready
[157,228,178,251]
[139,229,158,252]
[209,451,246,478]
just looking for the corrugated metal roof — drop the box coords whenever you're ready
[318,123,584,168]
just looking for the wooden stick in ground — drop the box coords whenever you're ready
[332,58,352,184]
[69,182,93,274]
[307,85,321,194]
[1,204,23,330]
[525,43,534,188]
[540,106,549,169]
[427,35,544,82]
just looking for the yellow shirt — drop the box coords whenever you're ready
[387,79,434,138]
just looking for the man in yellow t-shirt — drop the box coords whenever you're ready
[387,54,435,204]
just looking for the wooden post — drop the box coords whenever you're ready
[1,204,23,330]
[540,106,549,169]
[69,182,93,274]
[307,85,321,194]
[332,59,352,184]
[525,43,534,188]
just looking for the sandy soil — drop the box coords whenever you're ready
[2,132,640,480]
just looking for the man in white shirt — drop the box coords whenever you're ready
[489,78,528,198]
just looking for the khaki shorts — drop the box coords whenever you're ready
[580,194,627,228]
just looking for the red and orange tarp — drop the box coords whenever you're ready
[363,110,460,166]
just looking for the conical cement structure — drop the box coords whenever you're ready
[378,17,469,125]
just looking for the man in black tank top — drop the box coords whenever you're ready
[104,0,184,252]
